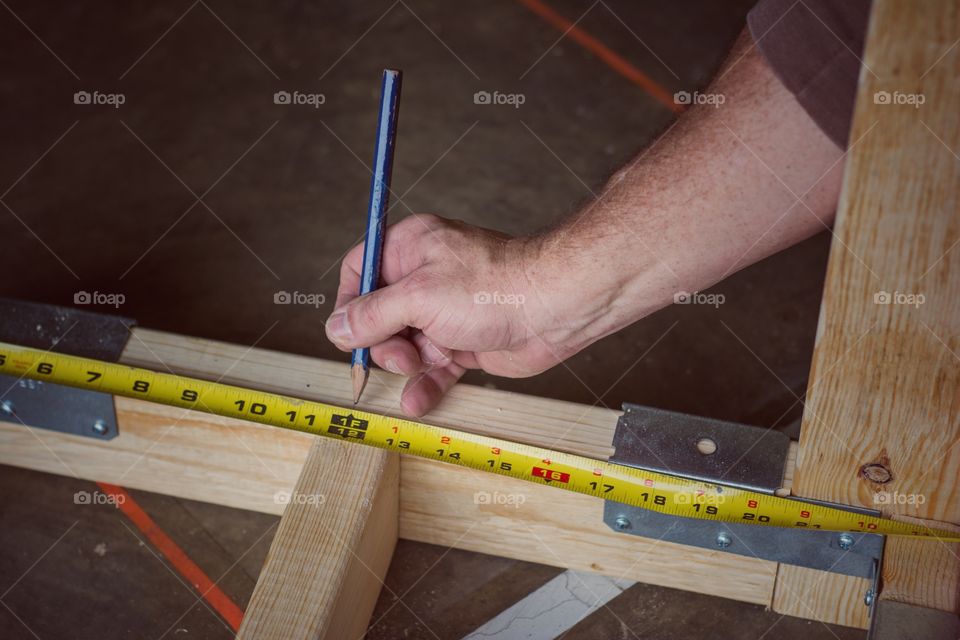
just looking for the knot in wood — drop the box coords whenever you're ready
[859,463,893,484]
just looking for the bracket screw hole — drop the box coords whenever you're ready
[696,438,717,455]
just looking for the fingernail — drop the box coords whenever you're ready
[326,311,352,344]
[384,359,402,374]
[421,339,449,366]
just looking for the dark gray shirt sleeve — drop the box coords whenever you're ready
[747,0,871,148]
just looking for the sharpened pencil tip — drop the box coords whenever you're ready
[352,363,369,405]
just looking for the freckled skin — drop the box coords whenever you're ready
[327,28,845,418]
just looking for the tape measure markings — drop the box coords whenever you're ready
[0,342,955,541]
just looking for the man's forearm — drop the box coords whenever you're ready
[523,29,846,353]
[327,28,852,416]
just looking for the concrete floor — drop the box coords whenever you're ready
[0,0,863,638]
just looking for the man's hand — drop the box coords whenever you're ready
[327,28,846,417]
[326,214,574,416]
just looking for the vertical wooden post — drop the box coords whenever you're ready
[237,440,398,639]
[773,0,960,628]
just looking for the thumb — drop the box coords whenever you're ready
[325,281,418,349]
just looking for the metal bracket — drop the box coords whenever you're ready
[604,403,884,579]
[866,549,884,636]
[0,298,134,440]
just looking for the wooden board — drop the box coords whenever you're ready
[400,457,778,605]
[237,440,398,639]
[0,327,786,610]
[0,393,312,514]
[773,0,960,628]
[773,567,871,629]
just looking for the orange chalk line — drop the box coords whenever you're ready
[97,482,245,632]
[518,0,683,114]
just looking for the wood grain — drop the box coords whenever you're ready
[0,327,792,611]
[121,329,617,461]
[236,441,398,640]
[773,567,870,629]
[881,537,960,612]
[0,394,312,514]
[400,457,779,605]
[773,0,960,627]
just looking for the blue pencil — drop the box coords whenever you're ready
[352,68,403,404]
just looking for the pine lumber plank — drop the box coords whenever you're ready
[0,394,311,514]
[773,567,870,629]
[120,329,617,461]
[880,537,960,612]
[236,440,398,640]
[400,457,778,605]
[0,327,788,609]
[773,0,960,628]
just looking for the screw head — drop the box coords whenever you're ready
[864,589,875,606]
[614,516,631,530]
[92,420,109,436]
[838,534,855,551]
[715,532,732,549]
[0,400,14,416]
